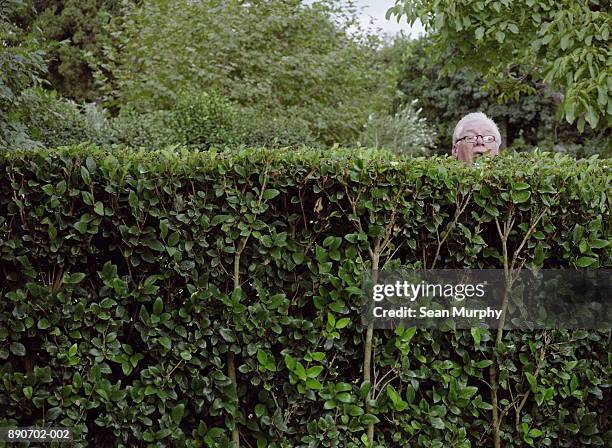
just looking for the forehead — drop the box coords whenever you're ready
[460,119,494,135]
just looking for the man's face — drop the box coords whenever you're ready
[452,119,500,164]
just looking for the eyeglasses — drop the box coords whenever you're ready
[456,135,496,144]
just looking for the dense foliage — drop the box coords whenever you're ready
[94,0,388,145]
[1,146,610,447]
[359,101,437,155]
[0,0,47,149]
[388,0,612,132]
[394,37,611,154]
[13,0,134,102]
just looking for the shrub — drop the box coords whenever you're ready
[172,91,239,149]
[359,101,437,155]
[0,147,609,447]
[20,89,104,148]
[105,109,178,150]
[236,107,320,148]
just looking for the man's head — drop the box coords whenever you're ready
[452,112,501,163]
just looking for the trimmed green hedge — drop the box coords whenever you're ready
[0,146,610,447]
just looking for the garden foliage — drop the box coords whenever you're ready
[0,147,610,447]
[394,37,611,155]
[388,0,612,132]
[94,0,386,145]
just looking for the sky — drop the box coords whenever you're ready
[351,0,425,37]
[302,0,425,38]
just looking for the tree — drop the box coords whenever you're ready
[94,0,389,145]
[387,0,612,132]
[394,37,604,153]
[13,0,134,102]
[0,0,47,149]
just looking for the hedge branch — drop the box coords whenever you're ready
[228,235,249,448]
[490,199,555,447]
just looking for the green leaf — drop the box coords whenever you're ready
[96,388,109,401]
[327,312,335,328]
[292,252,305,264]
[590,239,609,249]
[73,216,89,234]
[262,189,280,200]
[153,297,164,314]
[475,26,485,40]
[305,378,323,390]
[360,414,379,425]
[159,219,169,239]
[128,190,138,209]
[474,360,493,368]
[430,416,445,430]
[585,106,599,128]
[94,201,104,215]
[56,180,67,195]
[310,352,325,362]
[477,400,493,410]
[10,342,26,356]
[459,386,478,399]
[335,318,350,329]
[512,190,531,203]
[219,328,235,343]
[80,166,91,185]
[529,428,542,438]
[85,156,97,172]
[525,372,537,391]
[168,232,181,247]
[65,272,86,284]
[294,362,307,381]
[576,256,597,267]
[159,336,172,350]
[513,182,530,190]
[471,328,481,346]
[255,403,266,418]
[306,366,323,378]
[284,354,296,370]
[335,392,352,403]
[171,403,185,423]
[146,239,164,252]
[68,343,78,357]
[560,34,570,50]
[23,386,33,399]
[37,318,51,330]
[121,361,132,375]
[257,349,268,366]
[360,381,372,399]
[534,242,544,265]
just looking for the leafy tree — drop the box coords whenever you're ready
[94,0,388,145]
[387,0,612,132]
[0,0,47,149]
[15,0,134,102]
[394,37,604,152]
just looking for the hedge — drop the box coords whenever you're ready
[0,146,610,448]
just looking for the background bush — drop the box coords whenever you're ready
[0,146,609,447]
[235,107,320,149]
[20,89,105,148]
[359,100,437,155]
[171,91,239,150]
[104,109,177,150]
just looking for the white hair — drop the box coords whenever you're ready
[452,112,501,145]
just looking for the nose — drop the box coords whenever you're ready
[475,135,485,145]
